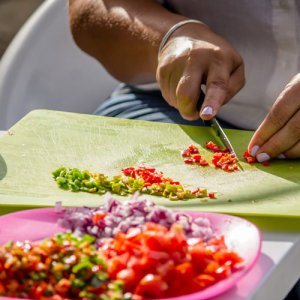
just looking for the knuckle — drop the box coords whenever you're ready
[163,93,175,108]
[210,47,228,65]
[179,110,198,121]
[211,46,224,58]
[212,46,236,64]
[157,61,169,75]
[267,109,286,129]
[262,141,280,156]
[156,62,171,82]
[234,52,244,67]
[178,74,192,86]
[208,78,228,93]
[177,96,198,121]
[287,119,300,137]
[176,75,192,95]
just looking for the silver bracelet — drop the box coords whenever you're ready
[158,19,206,59]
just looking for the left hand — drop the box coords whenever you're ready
[248,73,300,162]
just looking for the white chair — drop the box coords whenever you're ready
[0,0,119,130]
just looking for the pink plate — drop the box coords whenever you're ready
[0,208,262,300]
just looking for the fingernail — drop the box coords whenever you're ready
[257,153,271,163]
[277,153,286,159]
[201,106,213,116]
[250,145,260,156]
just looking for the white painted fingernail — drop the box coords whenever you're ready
[277,153,286,159]
[201,106,213,116]
[257,153,271,162]
[250,145,260,156]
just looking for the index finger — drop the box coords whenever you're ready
[248,82,300,155]
[200,64,230,120]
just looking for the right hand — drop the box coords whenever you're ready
[156,22,245,121]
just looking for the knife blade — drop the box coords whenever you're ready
[208,117,237,156]
[197,88,242,169]
[204,118,243,170]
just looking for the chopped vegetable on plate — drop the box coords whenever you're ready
[0,194,262,300]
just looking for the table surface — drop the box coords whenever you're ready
[0,129,300,300]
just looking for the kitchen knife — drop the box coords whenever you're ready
[204,117,243,170]
[197,88,242,169]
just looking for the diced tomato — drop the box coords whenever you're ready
[116,268,138,292]
[52,296,64,300]
[184,158,194,164]
[107,255,128,278]
[181,149,191,157]
[122,165,184,188]
[188,144,200,154]
[192,154,202,162]
[205,141,226,153]
[122,167,136,177]
[191,188,200,195]
[208,235,227,249]
[176,262,195,280]
[208,192,216,199]
[134,274,168,298]
[170,181,180,185]
[92,212,106,224]
[190,245,211,273]
[213,249,243,266]
[214,265,231,280]
[199,159,209,166]
[221,163,229,170]
[98,223,244,299]
[0,283,5,294]
[211,152,238,172]
[156,260,175,280]
[194,273,216,288]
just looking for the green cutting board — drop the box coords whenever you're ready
[1,110,300,230]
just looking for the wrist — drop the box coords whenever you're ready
[158,19,207,59]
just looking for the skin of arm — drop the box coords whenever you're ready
[68,0,186,84]
[68,0,245,121]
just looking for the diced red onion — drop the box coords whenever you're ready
[56,193,214,243]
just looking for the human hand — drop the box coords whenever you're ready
[156,22,245,121]
[249,73,300,161]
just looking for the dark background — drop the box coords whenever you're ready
[0,0,42,58]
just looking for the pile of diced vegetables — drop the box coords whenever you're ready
[0,233,131,300]
[52,164,215,201]
[57,195,214,243]
[0,195,244,300]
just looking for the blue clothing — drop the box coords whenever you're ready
[94,84,238,129]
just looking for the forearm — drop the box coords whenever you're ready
[68,0,186,84]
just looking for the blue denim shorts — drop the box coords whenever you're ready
[94,84,238,129]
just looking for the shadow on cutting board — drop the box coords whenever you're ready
[0,154,7,180]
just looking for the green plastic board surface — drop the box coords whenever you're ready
[0,110,300,230]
